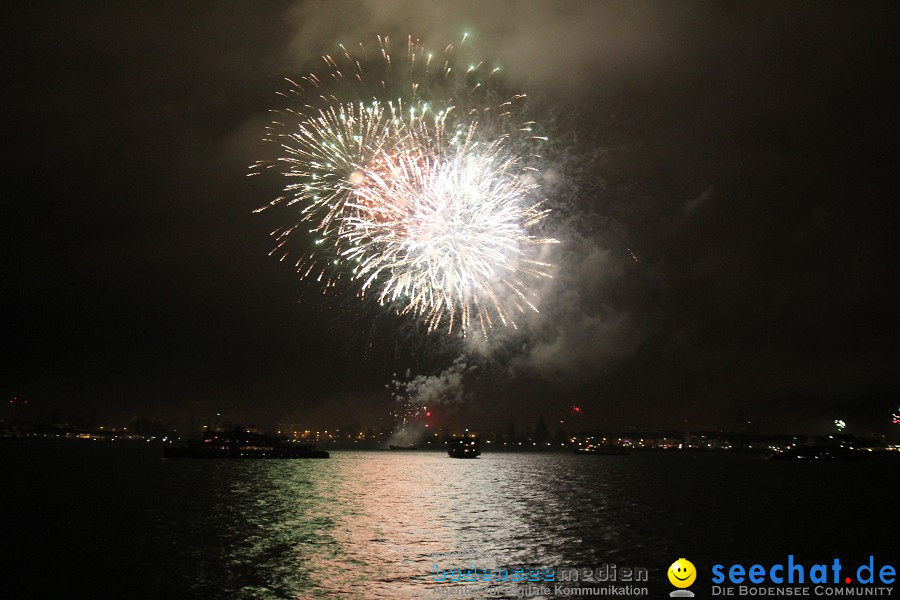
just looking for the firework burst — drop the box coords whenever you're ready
[251,35,557,336]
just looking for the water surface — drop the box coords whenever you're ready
[2,444,896,598]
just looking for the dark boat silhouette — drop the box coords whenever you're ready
[768,445,866,461]
[163,429,329,459]
[574,444,630,455]
[448,434,480,458]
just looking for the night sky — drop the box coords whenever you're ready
[3,1,898,434]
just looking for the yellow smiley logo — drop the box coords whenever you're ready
[668,558,697,588]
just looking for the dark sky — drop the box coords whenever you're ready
[2,1,898,434]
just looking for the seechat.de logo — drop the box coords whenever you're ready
[669,558,698,597]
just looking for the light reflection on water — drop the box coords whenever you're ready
[178,452,643,598]
[3,446,896,599]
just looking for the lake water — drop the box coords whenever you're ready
[2,444,897,598]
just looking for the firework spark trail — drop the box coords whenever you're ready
[252,35,558,336]
[343,131,555,334]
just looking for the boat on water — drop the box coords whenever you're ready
[573,444,630,455]
[448,434,480,458]
[768,446,866,461]
[163,429,329,459]
[389,444,419,450]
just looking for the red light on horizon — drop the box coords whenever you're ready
[425,411,431,417]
